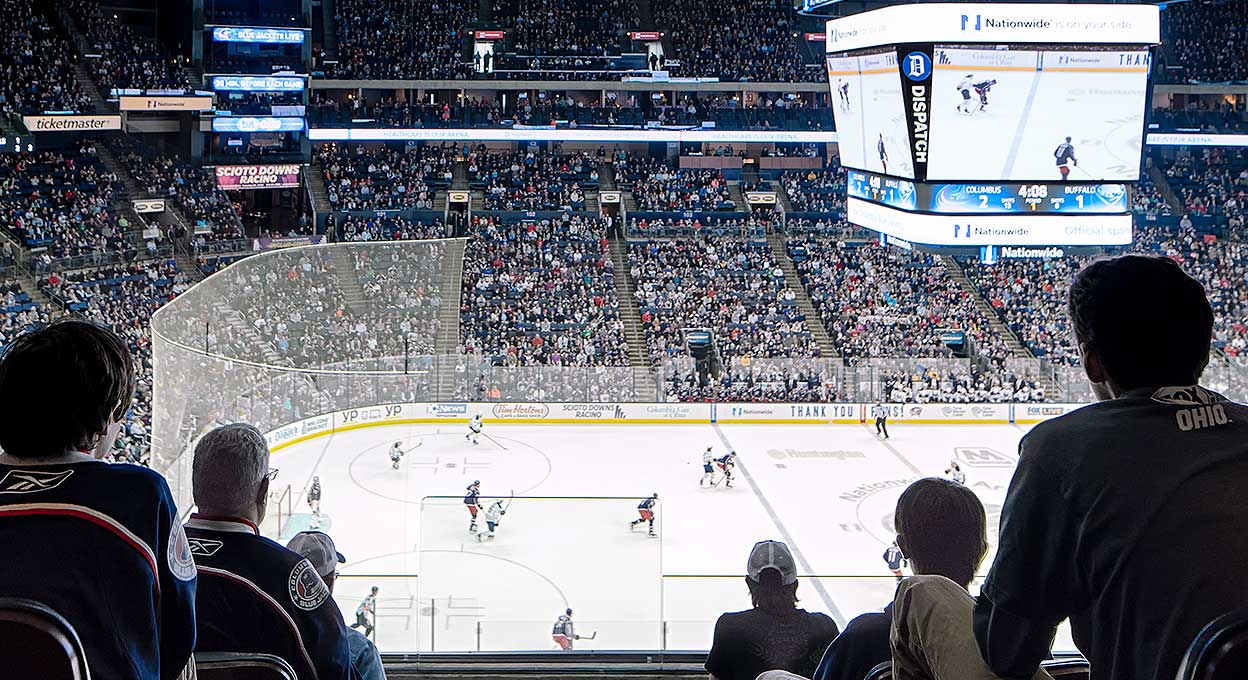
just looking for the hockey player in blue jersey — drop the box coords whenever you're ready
[630,493,659,536]
[186,423,356,680]
[0,320,197,680]
[1055,136,1078,181]
[715,451,737,488]
[465,480,483,531]
[973,79,997,112]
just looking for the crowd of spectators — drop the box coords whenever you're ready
[469,147,598,211]
[0,279,51,349]
[0,0,93,115]
[654,0,819,82]
[1164,0,1248,83]
[505,0,629,56]
[0,144,132,261]
[1152,104,1247,133]
[329,0,475,79]
[630,238,819,365]
[789,239,1012,364]
[41,259,189,462]
[781,161,846,213]
[627,216,770,239]
[1163,148,1248,234]
[880,366,1046,403]
[460,215,628,366]
[333,215,450,242]
[112,139,246,243]
[65,0,191,94]
[633,168,735,211]
[664,361,838,402]
[317,143,456,212]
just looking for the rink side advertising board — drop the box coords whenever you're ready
[215,164,302,191]
[260,402,1088,451]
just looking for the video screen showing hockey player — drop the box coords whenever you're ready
[926,47,1150,182]
[826,52,916,179]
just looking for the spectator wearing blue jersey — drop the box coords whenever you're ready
[0,319,198,679]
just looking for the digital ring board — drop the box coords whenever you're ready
[847,170,1129,214]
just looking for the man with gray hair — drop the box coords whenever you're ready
[186,423,358,680]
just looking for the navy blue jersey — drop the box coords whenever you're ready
[716,454,735,467]
[185,515,358,680]
[638,498,657,510]
[0,455,197,680]
[464,486,480,505]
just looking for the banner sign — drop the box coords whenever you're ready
[804,33,827,41]
[211,75,305,91]
[212,116,304,133]
[211,26,307,44]
[715,403,860,424]
[744,191,778,205]
[474,30,505,40]
[121,96,214,112]
[630,31,662,41]
[253,235,325,251]
[447,191,470,203]
[133,198,166,213]
[215,164,302,191]
[23,115,122,131]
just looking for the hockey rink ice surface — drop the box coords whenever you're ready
[269,421,1078,652]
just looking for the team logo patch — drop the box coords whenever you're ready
[288,559,330,610]
[1152,385,1222,406]
[0,469,73,494]
[167,523,197,581]
[188,538,224,556]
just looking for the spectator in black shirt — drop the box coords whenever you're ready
[813,477,987,680]
[706,540,839,680]
[900,255,1248,680]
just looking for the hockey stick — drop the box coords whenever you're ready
[503,489,515,512]
[581,631,597,640]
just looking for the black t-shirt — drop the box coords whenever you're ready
[813,604,891,680]
[706,607,840,680]
[975,386,1248,680]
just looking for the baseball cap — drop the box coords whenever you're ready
[287,531,346,578]
[747,540,797,585]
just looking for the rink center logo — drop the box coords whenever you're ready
[288,559,331,610]
[492,403,549,419]
[954,447,1015,468]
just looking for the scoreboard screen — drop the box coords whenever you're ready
[847,170,1128,214]
[0,136,35,154]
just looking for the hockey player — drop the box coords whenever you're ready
[877,133,889,174]
[630,494,658,536]
[873,402,890,439]
[390,442,404,470]
[552,608,579,650]
[973,78,997,112]
[466,413,483,445]
[465,480,483,531]
[351,586,379,639]
[308,475,323,529]
[884,540,907,583]
[1055,136,1078,181]
[479,499,507,541]
[956,74,975,114]
[837,79,851,111]
[700,446,715,487]
[715,451,737,488]
[945,460,966,485]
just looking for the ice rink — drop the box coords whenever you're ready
[263,420,1083,653]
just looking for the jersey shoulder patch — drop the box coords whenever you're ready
[288,558,331,611]
[167,522,198,581]
[0,468,74,494]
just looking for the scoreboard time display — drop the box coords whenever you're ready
[847,170,1129,215]
[0,136,35,154]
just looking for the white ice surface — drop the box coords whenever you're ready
[267,421,1077,653]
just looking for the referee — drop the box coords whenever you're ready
[873,402,890,439]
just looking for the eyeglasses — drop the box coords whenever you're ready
[265,468,280,481]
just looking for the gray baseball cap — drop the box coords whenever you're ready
[747,540,797,585]
[287,531,346,578]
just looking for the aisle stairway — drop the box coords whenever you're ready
[607,235,658,400]
[95,143,151,250]
[306,164,331,215]
[766,233,836,357]
[434,239,467,400]
[938,254,1031,358]
[326,247,370,313]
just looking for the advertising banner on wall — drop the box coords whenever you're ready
[715,403,860,423]
[121,96,214,112]
[215,164,302,191]
[23,115,122,131]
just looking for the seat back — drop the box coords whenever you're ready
[1042,657,1091,679]
[863,660,892,680]
[195,652,298,680]
[1176,610,1248,680]
[0,597,90,680]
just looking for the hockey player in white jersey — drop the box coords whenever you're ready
[466,414,483,445]
[478,499,507,541]
[700,447,715,487]
[390,441,404,470]
[956,74,975,114]
[945,460,966,485]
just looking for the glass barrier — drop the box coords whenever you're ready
[332,575,422,652]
